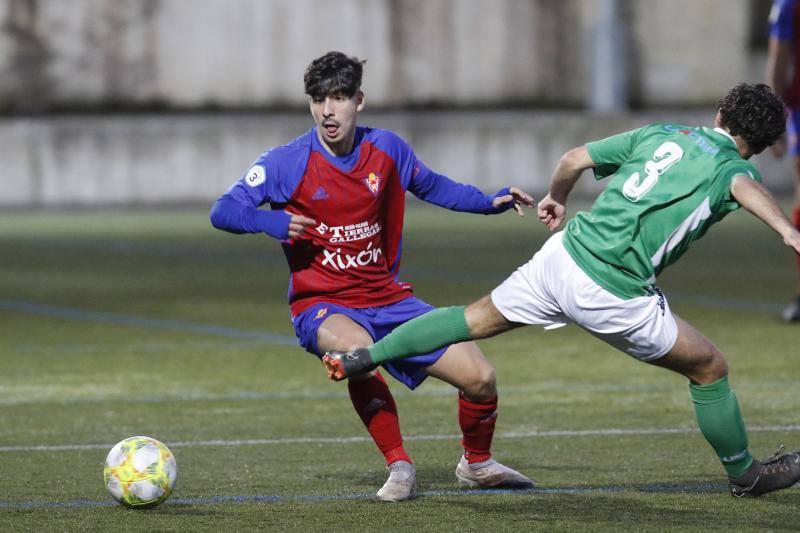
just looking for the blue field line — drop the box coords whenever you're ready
[0,482,727,510]
[0,292,788,351]
[0,299,297,345]
[3,378,799,407]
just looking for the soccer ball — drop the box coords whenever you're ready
[103,436,177,508]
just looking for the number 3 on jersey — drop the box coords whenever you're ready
[622,141,684,201]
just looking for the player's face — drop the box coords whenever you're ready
[310,90,364,156]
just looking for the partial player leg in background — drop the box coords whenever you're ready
[783,155,800,322]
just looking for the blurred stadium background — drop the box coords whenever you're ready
[0,0,793,206]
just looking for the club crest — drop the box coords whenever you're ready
[363,172,381,196]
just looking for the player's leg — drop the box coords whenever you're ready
[646,314,728,384]
[322,297,516,380]
[424,339,535,489]
[424,340,496,402]
[375,295,518,363]
[322,295,533,488]
[783,153,800,321]
[317,313,411,465]
[647,316,800,497]
[782,109,800,322]
[551,248,800,498]
[646,316,751,474]
[315,312,415,501]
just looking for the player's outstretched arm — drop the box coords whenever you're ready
[538,147,595,231]
[407,165,533,216]
[731,175,800,254]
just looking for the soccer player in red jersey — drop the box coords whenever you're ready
[210,51,536,500]
[767,0,800,321]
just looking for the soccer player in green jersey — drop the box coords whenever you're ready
[324,83,800,497]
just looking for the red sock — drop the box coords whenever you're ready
[458,391,498,464]
[348,370,411,466]
[793,206,800,274]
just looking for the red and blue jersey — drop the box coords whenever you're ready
[770,0,800,106]
[211,126,508,316]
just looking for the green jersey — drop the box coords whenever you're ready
[562,123,761,300]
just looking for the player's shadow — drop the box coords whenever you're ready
[419,460,561,487]
[444,488,800,530]
[447,494,706,527]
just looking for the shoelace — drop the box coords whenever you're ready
[762,445,786,467]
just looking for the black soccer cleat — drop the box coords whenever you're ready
[322,348,377,381]
[728,445,800,497]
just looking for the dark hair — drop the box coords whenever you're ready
[304,51,365,99]
[717,83,786,152]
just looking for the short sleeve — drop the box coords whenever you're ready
[719,162,763,207]
[585,128,641,180]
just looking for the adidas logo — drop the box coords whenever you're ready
[480,411,498,423]
[312,186,329,200]
[362,398,386,413]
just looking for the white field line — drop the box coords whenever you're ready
[2,424,799,453]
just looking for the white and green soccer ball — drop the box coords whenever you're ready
[103,436,177,508]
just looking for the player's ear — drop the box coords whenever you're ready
[356,90,365,112]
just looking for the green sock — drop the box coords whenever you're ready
[689,376,753,477]
[368,306,472,364]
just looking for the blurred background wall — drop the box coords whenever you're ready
[0,0,789,206]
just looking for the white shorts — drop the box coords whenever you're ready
[491,232,678,361]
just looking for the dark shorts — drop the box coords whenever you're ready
[292,296,447,389]
[788,107,800,156]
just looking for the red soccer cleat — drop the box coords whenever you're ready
[322,352,348,381]
[322,348,377,381]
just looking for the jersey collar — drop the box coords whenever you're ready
[710,127,737,147]
[311,126,365,173]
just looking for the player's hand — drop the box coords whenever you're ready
[537,194,566,231]
[493,186,535,216]
[287,214,317,238]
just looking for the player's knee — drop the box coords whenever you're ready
[694,347,728,384]
[345,340,372,351]
[463,366,497,401]
[329,332,373,352]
